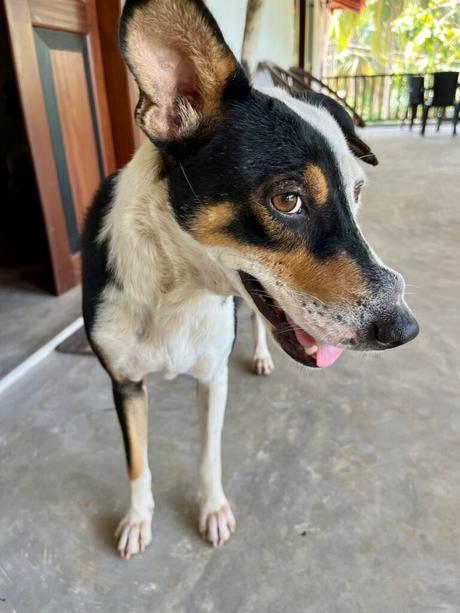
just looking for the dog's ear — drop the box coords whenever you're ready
[293,91,378,166]
[120,0,249,143]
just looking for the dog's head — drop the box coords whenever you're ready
[120,0,419,368]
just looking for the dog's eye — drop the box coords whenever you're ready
[271,193,302,214]
[354,181,364,202]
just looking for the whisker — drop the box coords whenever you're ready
[276,325,306,335]
[247,290,273,300]
[178,161,199,202]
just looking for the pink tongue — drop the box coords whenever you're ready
[315,344,344,368]
[286,315,344,368]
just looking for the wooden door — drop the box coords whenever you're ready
[3,0,117,294]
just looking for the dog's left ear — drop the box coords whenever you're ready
[120,0,249,143]
[293,91,378,166]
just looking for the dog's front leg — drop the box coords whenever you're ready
[251,311,274,375]
[197,366,236,547]
[112,379,154,559]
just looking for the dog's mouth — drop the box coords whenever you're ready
[239,272,344,369]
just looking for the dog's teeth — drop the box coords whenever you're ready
[304,345,318,356]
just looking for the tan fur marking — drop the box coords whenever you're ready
[125,390,148,481]
[261,249,367,303]
[304,165,328,206]
[93,341,147,480]
[190,202,235,243]
[191,203,368,304]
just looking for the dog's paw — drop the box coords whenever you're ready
[115,508,153,559]
[199,499,236,547]
[252,353,274,375]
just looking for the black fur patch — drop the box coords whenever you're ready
[81,173,119,339]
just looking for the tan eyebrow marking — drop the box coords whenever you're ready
[304,165,328,206]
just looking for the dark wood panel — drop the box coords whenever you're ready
[50,46,101,230]
[95,0,135,167]
[3,0,76,294]
[29,0,88,33]
[34,28,103,252]
[85,0,116,174]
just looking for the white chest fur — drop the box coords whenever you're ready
[93,286,235,384]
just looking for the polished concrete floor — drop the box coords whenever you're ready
[0,127,459,612]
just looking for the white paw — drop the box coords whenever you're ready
[199,499,236,547]
[115,508,153,559]
[252,353,274,375]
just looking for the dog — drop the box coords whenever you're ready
[81,0,419,558]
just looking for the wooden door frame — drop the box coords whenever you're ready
[96,0,138,167]
[3,0,116,294]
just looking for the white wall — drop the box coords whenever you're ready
[252,0,296,71]
[205,0,248,60]
[206,0,296,70]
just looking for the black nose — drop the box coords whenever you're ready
[369,307,419,349]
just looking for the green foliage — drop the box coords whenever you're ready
[393,0,460,71]
[327,0,460,74]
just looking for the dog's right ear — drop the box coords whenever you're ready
[120,0,249,143]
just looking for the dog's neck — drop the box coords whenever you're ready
[100,141,237,308]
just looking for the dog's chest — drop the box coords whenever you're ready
[94,290,235,383]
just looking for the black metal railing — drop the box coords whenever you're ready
[323,72,460,123]
[258,63,459,125]
[322,73,417,123]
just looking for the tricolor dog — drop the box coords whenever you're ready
[82,0,419,558]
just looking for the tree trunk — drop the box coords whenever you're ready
[241,0,265,75]
[382,7,395,120]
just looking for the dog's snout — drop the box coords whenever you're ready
[367,307,419,349]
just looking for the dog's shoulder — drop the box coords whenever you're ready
[82,143,165,331]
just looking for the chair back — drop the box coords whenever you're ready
[407,75,424,105]
[431,72,459,106]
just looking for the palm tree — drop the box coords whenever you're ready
[329,0,411,74]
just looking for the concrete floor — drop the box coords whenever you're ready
[0,275,81,378]
[0,127,459,612]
